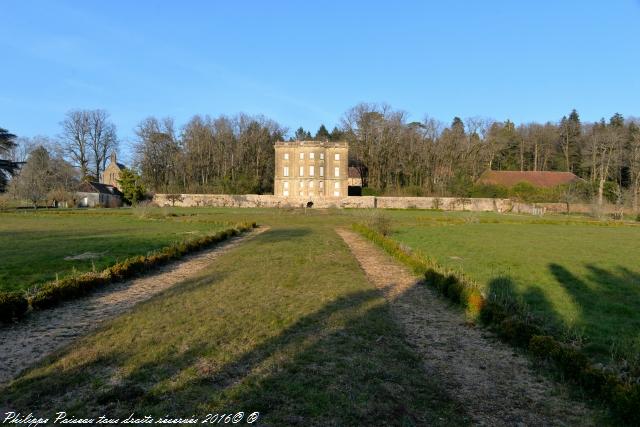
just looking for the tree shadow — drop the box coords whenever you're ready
[485,263,640,360]
[1,284,467,425]
[254,227,312,244]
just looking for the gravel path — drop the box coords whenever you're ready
[0,227,266,386]
[336,228,595,427]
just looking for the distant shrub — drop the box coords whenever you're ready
[362,187,380,196]
[0,291,29,322]
[469,184,509,199]
[365,211,393,236]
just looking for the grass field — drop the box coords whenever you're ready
[1,211,466,425]
[385,210,640,362]
[3,207,639,364]
[0,209,233,293]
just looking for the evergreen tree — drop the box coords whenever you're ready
[117,168,145,205]
[451,117,465,135]
[294,127,312,141]
[315,124,331,141]
[0,127,19,191]
[559,109,581,172]
[329,126,344,141]
[609,112,624,128]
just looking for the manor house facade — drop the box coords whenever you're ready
[274,141,348,198]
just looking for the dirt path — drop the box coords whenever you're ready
[336,228,595,427]
[0,227,267,386]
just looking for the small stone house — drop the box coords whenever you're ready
[76,182,123,207]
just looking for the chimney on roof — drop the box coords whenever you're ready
[110,152,117,164]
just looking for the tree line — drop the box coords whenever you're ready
[1,104,639,210]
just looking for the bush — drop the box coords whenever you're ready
[362,187,380,196]
[365,211,393,236]
[0,291,29,322]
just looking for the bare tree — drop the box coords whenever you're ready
[88,110,118,181]
[11,146,52,207]
[627,122,640,213]
[60,110,91,179]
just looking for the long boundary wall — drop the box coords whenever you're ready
[153,193,631,215]
[152,194,551,213]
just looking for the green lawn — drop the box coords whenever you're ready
[1,214,466,425]
[0,209,232,292]
[386,210,640,361]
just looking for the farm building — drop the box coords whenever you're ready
[476,170,580,188]
[76,181,123,207]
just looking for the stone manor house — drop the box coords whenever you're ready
[274,141,349,198]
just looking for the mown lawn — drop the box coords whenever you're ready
[0,209,232,292]
[1,216,467,425]
[385,210,640,361]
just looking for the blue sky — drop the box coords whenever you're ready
[1,0,639,159]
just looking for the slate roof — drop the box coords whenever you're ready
[78,181,123,196]
[477,170,580,188]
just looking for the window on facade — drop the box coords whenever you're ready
[334,190,340,197]
[299,166,304,177]
[319,181,324,189]
[299,152,304,160]
[284,152,289,160]
[299,180,304,188]
[299,191,304,196]
[283,190,289,196]
[283,166,289,177]
[334,182,340,189]
[309,181,314,188]
[320,166,324,176]
[309,152,315,160]
[283,181,289,189]
[320,153,324,160]
[334,167,340,177]
[309,165,314,176]
[335,153,340,161]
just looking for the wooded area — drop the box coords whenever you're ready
[2,104,639,209]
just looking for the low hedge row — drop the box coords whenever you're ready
[1,222,257,319]
[352,223,640,424]
[0,292,29,322]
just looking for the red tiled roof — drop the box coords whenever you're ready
[477,170,580,188]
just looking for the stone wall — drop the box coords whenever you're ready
[153,194,376,209]
[153,193,631,216]
[153,194,519,212]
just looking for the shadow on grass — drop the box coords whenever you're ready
[1,286,467,425]
[254,227,312,244]
[486,263,640,360]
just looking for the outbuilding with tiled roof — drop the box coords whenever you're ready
[476,170,580,188]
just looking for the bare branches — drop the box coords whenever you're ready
[60,109,117,181]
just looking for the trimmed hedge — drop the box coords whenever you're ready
[0,291,29,322]
[353,223,640,424]
[26,221,257,311]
